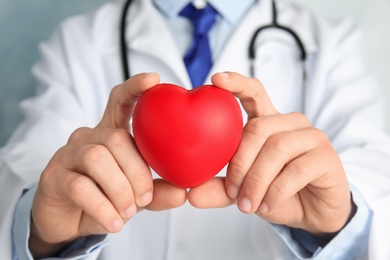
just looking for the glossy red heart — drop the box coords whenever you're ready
[132,83,243,188]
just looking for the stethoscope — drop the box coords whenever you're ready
[120,0,307,88]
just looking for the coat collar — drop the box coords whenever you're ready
[153,0,257,25]
[124,0,191,87]
[123,0,318,88]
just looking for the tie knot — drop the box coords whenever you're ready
[179,3,218,36]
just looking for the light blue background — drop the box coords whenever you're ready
[0,0,114,146]
[0,0,389,146]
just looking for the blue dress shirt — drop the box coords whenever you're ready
[154,0,256,61]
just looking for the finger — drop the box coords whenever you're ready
[68,127,154,208]
[79,213,114,236]
[257,149,325,217]
[237,128,326,214]
[99,72,160,129]
[91,128,153,208]
[258,147,348,218]
[225,113,311,199]
[211,72,278,118]
[76,179,187,236]
[145,179,187,211]
[188,177,235,208]
[108,133,153,208]
[65,143,138,219]
[61,170,124,233]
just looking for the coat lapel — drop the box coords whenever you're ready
[210,0,272,78]
[124,0,192,88]
[210,0,319,114]
[121,0,319,102]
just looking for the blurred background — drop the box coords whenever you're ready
[0,0,389,146]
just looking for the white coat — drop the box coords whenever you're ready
[1,0,390,259]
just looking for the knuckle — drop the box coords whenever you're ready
[130,165,152,187]
[249,78,263,93]
[245,118,267,137]
[269,181,289,198]
[286,160,307,179]
[40,162,63,184]
[110,84,122,99]
[94,198,109,216]
[106,129,132,148]
[68,127,92,144]
[114,182,133,199]
[263,134,289,155]
[228,156,248,177]
[311,128,330,143]
[40,148,70,183]
[287,112,311,127]
[249,77,261,85]
[67,175,92,198]
[82,145,110,166]
[245,171,267,189]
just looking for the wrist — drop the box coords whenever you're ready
[28,215,76,258]
[313,193,358,244]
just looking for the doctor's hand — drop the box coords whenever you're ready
[188,72,354,238]
[29,73,187,258]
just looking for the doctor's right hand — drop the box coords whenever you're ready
[29,73,187,259]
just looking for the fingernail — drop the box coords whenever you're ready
[238,197,252,212]
[258,202,269,214]
[111,218,123,232]
[226,185,239,199]
[140,72,156,79]
[217,72,229,78]
[139,191,153,207]
[123,204,137,218]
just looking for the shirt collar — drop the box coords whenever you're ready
[153,0,257,25]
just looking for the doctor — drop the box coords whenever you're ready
[1,0,390,259]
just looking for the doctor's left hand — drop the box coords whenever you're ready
[188,72,355,238]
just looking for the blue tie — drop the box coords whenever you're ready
[180,3,218,88]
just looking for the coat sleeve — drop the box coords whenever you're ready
[0,14,96,260]
[0,3,124,259]
[304,17,390,260]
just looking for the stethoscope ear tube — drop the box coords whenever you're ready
[248,0,307,77]
[120,0,307,83]
[120,0,133,81]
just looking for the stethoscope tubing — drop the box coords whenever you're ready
[119,0,307,82]
[120,0,133,80]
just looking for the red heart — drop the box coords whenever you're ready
[132,83,243,188]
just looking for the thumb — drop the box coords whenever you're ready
[211,72,278,119]
[98,72,160,129]
[188,177,235,208]
[144,179,188,211]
